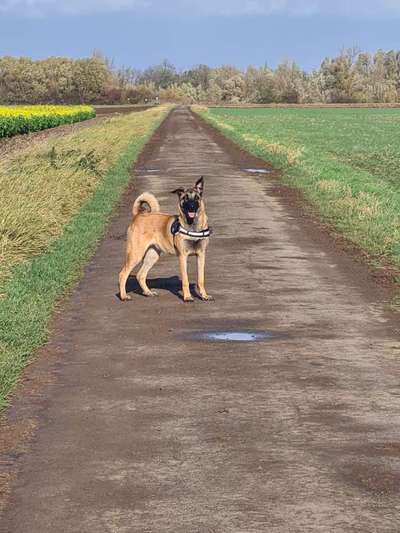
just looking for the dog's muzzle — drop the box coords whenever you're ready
[182,200,200,225]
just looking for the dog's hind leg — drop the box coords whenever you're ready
[136,247,160,297]
[119,250,143,301]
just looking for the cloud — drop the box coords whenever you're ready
[177,0,400,17]
[0,0,149,16]
[1,0,400,17]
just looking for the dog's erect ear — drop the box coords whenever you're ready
[170,188,185,197]
[194,176,204,196]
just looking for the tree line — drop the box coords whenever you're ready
[1,48,400,105]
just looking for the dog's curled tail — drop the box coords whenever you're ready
[132,192,160,217]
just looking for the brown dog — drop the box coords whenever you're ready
[119,176,213,302]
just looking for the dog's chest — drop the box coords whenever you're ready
[183,238,206,255]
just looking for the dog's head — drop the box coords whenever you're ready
[171,176,204,226]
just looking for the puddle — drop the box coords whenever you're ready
[197,331,276,343]
[242,168,272,175]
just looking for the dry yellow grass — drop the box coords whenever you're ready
[241,133,304,165]
[0,106,170,280]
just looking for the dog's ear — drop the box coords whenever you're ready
[194,176,204,196]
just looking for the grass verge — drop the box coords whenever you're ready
[193,105,400,280]
[0,105,171,409]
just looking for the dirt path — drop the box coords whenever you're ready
[1,107,400,532]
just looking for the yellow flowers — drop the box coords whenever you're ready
[0,105,94,118]
[0,105,96,138]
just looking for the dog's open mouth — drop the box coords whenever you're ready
[188,212,196,219]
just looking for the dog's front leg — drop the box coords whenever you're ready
[197,252,213,301]
[179,253,193,302]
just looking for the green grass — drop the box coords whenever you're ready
[193,105,400,272]
[0,106,171,409]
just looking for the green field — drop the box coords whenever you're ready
[194,106,400,274]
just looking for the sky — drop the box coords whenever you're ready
[0,0,400,71]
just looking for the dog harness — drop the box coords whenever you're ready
[171,218,212,239]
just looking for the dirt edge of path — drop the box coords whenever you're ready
[192,108,400,315]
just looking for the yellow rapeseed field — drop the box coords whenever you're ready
[0,105,95,137]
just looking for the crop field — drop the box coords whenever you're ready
[194,106,400,273]
[0,105,171,407]
[0,105,96,138]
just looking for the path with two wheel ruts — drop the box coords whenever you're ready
[1,107,400,532]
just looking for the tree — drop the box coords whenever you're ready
[2,48,400,105]
[181,64,211,91]
[244,66,275,103]
[139,60,177,89]
[320,49,358,103]
[42,57,75,103]
[125,82,157,104]
[71,56,111,103]
[0,57,47,103]
[274,61,305,103]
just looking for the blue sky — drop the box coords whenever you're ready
[1,0,400,71]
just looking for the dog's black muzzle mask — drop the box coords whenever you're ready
[182,199,200,225]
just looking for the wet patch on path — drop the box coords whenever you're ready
[187,330,287,343]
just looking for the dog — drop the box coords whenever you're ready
[118,176,213,302]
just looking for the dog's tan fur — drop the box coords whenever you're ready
[119,178,212,302]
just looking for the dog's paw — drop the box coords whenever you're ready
[120,294,132,301]
[183,295,194,302]
[144,290,159,297]
[200,294,214,301]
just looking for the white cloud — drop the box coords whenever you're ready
[1,0,400,17]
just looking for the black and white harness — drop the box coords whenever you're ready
[171,218,212,240]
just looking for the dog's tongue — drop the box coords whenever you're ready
[188,212,196,218]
